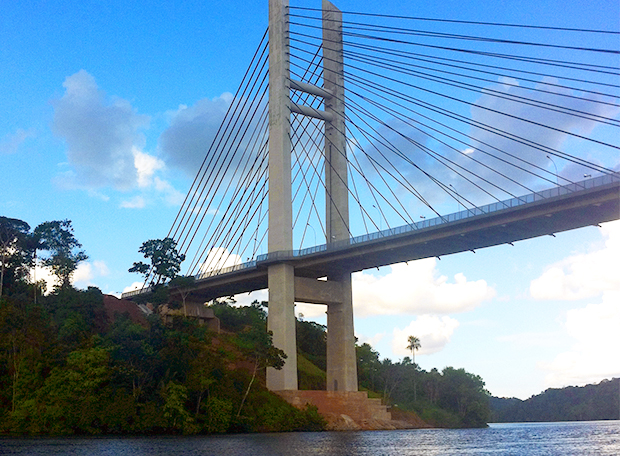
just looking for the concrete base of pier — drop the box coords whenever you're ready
[276,390,429,430]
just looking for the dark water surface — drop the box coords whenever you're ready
[1,420,618,455]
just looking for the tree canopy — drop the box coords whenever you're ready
[129,238,185,284]
[0,217,32,298]
[34,220,88,289]
[0,217,87,295]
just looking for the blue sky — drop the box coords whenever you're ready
[2,0,619,400]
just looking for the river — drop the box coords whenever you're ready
[1,420,618,455]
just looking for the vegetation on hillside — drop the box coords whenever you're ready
[1,218,492,434]
[0,288,325,435]
[355,342,490,428]
[0,218,325,435]
[491,378,620,422]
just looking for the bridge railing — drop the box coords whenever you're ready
[257,173,619,263]
[195,260,259,280]
[122,173,618,297]
[122,286,153,298]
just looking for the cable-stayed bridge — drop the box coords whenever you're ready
[123,0,619,393]
[126,174,619,300]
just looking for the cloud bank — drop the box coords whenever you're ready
[530,222,620,300]
[392,315,460,357]
[353,259,495,317]
[52,70,150,190]
[35,260,109,294]
[52,70,184,208]
[530,220,620,388]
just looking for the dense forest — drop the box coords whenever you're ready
[490,378,620,423]
[0,290,326,434]
[0,215,491,435]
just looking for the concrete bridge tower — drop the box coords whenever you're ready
[266,0,358,392]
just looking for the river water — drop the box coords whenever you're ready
[1,420,618,455]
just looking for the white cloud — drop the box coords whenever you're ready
[33,260,109,293]
[154,177,185,206]
[468,77,620,190]
[530,221,620,300]
[352,259,495,317]
[123,281,146,294]
[392,315,460,357]
[72,260,110,287]
[198,247,242,274]
[87,189,110,201]
[32,264,58,294]
[234,289,269,307]
[541,290,620,388]
[134,148,164,188]
[295,302,327,319]
[528,221,620,388]
[51,70,185,205]
[52,70,149,190]
[358,331,386,348]
[498,76,519,88]
[120,196,146,209]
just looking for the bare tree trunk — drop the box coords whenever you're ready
[196,390,204,417]
[1,252,6,299]
[11,337,20,413]
[237,359,258,418]
[33,252,37,305]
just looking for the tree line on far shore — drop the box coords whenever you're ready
[490,378,620,422]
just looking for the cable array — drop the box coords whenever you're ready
[150,4,618,285]
[289,4,618,235]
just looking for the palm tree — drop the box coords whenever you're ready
[407,335,421,367]
[406,335,421,402]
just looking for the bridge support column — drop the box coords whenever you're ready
[323,1,358,392]
[326,272,358,391]
[267,0,297,391]
[267,263,297,390]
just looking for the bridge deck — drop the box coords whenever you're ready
[122,174,619,303]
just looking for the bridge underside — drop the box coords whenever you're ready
[167,179,619,304]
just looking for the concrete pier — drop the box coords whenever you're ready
[322,0,358,392]
[266,0,297,390]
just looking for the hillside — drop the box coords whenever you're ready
[0,290,326,435]
[490,378,620,422]
[0,282,492,434]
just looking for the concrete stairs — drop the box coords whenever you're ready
[277,390,393,430]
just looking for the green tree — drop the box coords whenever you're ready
[34,220,88,289]
[439,367,490,427]
[161,380,195,433]
[0,217,32,298]
[297,319,327,371]
[235,326,286,419]
[129,238,185,285]
[169,275,197,315]
[357,342,381,392]
[0,298,52,415]
[26,347,113,434]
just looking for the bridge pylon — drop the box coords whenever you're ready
[266,0,358,392]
